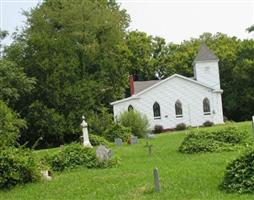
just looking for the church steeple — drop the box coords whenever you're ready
[193,44,221,89]
[194,43,218,63]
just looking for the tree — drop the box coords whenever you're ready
[246,25,254,33]
[0,100,26,147]
[6,0,130,147]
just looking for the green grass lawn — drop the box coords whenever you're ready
[1,121,254,200]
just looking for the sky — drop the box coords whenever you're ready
[0,0,254,46]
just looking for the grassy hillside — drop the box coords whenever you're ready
[1,121,254,200]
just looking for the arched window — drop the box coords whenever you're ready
[175,100,183,118]
[128,105,134,111]
[203,98,211,115]
[153,102,161,119]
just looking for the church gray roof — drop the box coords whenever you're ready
[194,44,218,62]
[134,80,161,94]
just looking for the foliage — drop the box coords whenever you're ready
[5,0,130,148]
[153,124,163,134]
[0,60,35,107]
[0,147,39,189]
[118,110,149,138]
[87,108,114,136]
[246,24,254,33]
[220,147,254,193]
[41,143,117,172]
[0,100,26,147]
[175,123,187,131]
[103,123,131,142]
[179,127,250,153]
[89,134,111,147]
[203,120,214,127]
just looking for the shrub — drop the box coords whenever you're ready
[118,110,149,138]
[179,127,249,154]
[176,123,187,131]
[0,147,39,189]
[42,143,97,171]
[42,143,118,172]
[89,134,111,147]
[154,125,163,134]
[220,148,254,193]
[203,120,214,127]
[0,100,26,148]
[103,124,131,142]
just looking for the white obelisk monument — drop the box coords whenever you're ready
[80,116,92,148]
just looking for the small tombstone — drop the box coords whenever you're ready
[147,133,155,139]
[145,142,153,156]
[153,168,160,192]
[41,170,52,181]
[130,136,138,144]
[252,116,254,137]
[114,138,122,146]
[96,145,112,162]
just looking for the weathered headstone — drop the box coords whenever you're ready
[114,138,123,146]
[252,116,254,137]
[130,136,138,144]
[96,145,112,162]
[147,133,155,139]
[41,170,52,181]
[153,168,160,192]
[145,142,153,155]
[80,116,92,148]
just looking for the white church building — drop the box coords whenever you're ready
[111,44,224,130]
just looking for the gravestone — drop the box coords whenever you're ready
[153,168,160,192]
[147,133,155,139]
[130,136,138,144]
[114,138,123,146]
[41,170,52,181]
[80,116,92,148]
[96,145,112,162]
[252,116,254,137]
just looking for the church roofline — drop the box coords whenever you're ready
[110,74,222,106]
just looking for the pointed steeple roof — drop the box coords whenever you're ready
[194,43,218,62]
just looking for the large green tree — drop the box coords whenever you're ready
[7,0,130,147]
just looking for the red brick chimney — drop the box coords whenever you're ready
[129,75,134,96]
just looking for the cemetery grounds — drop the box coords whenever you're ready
[0,121,253,200]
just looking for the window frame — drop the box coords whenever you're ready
[175,100,183,118]
[153,102,161,119]
[203,98,211,115]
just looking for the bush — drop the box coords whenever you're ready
[179,127,249,154]
[42,143,97,171]
[42,143,118,172]
[220,148,254,193]
[0,100,26,147]
[154,125,163,134]
[203,120,214,127]
[118,110,149,138]
[0,147,39,189]
[89,134,111,147]
[176,123,187,131]
[103,124,131,142]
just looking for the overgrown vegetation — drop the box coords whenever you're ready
[221,147,254,193]
[89,134,111,147]
[175,123,187,131]
[179,127,250,153]
[153,124,163,134]
[203,120,214,127]
[0,147,39,189]
[0,100,26,147]
[41,143,118,172]
[103,124,131,142]
[118,110,149,138]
